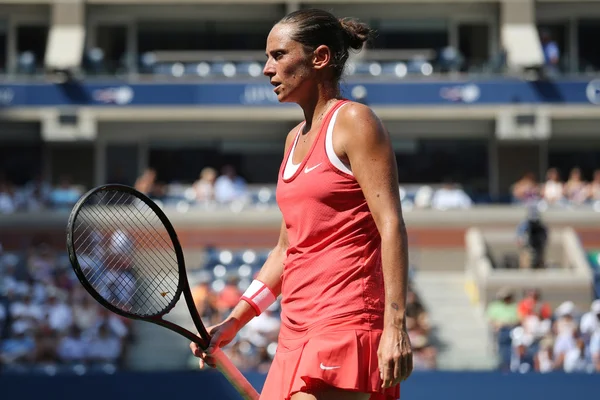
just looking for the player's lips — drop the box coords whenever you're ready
[271,81,281,92]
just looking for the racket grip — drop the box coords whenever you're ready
[212,347,260,400]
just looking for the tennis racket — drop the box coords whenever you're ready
[66,184,260,400]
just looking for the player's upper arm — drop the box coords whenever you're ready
[336,103,403,232]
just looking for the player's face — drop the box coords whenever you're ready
[263,23,314,103]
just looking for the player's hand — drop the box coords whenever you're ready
[377,323,413,388]
[190,318,240,369]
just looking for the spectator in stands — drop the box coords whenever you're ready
[410,335,437,371]
[72,294,100,332]
[50,175,81,210]
[134,167,166,200]
[540,167,564,207]
[193,167,218,203]
[486,287,520,333]
[510,326,536,373]
[214,165,247,204]
[413,186,434,209]
[516,206,548,269]
[45,290,73,334]
[93,307,129,341]
[564,167,590,206]
[1,256,19,295]
[517,289,552,350]
[57,325,87,365]
[512,172,540,205]
[0,325,36,364]
[27,243,57,284]
[518,288,553,322]
[580,299,600,339]
[215,275,243,315]
[241,303,281,349]
[10,292,44,334]
[487,287,520,371]
[551,301,578,371]
[540,30,560,77]
[34,322,60,363]
[563,337,594,373]
[589,169,600,202]
[19,174,52,211]
[406,289,426,322]
[430,179,472,210]
[86,323,122,364]
[192,276,216,318]
[554,301,578,336]
[534,336,554,373]
[134,167,156,195]
[0,180,16,214]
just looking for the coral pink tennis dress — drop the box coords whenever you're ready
[260,99,400,400]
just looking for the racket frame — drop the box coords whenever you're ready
[66,184,260,400]
[67,184,209,350]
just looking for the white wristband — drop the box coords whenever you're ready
[240,279,276,316]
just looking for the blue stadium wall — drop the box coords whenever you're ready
[0,78,599,107]
[1,371,598,400]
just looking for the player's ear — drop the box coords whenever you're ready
[312,45,331,71]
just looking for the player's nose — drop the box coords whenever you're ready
[263,59,275,77]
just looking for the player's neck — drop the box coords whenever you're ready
[301,83,341,130]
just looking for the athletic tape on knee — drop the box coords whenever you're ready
[240,279,276,316]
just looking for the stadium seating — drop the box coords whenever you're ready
[0,246,133,374]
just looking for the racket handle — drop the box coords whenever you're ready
[212,347,261,400]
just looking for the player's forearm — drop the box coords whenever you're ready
[255,244,286,297]
[227,244,286,328]
[380,218,409,328]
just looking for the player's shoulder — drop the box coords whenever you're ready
[335,100,385,143]
[337,100,380,125]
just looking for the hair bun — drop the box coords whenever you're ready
[339,17,373,50]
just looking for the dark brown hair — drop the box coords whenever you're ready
[278,8,374,81]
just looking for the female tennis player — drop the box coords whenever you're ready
[191,8,413,400]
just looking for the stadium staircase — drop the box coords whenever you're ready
[412,271,498,370]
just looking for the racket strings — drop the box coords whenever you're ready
[75,192,173,289]
[76,207,171,313]
[72,189,181,317]
[88,191,180,299]
[78,194,178,314]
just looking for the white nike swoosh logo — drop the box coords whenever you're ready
[320,363,341,370]
[304,163,322,174]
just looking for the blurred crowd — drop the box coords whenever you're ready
[0,174,83,214]
[0,243,133,372]
[8,165,600,215]
[0,166,479,215]
[0,240,437,374]
[135,164,252,208]
[187,247,438,372]
[512,167,600,209]
[487,287,600,374]
[11,164,600,216]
